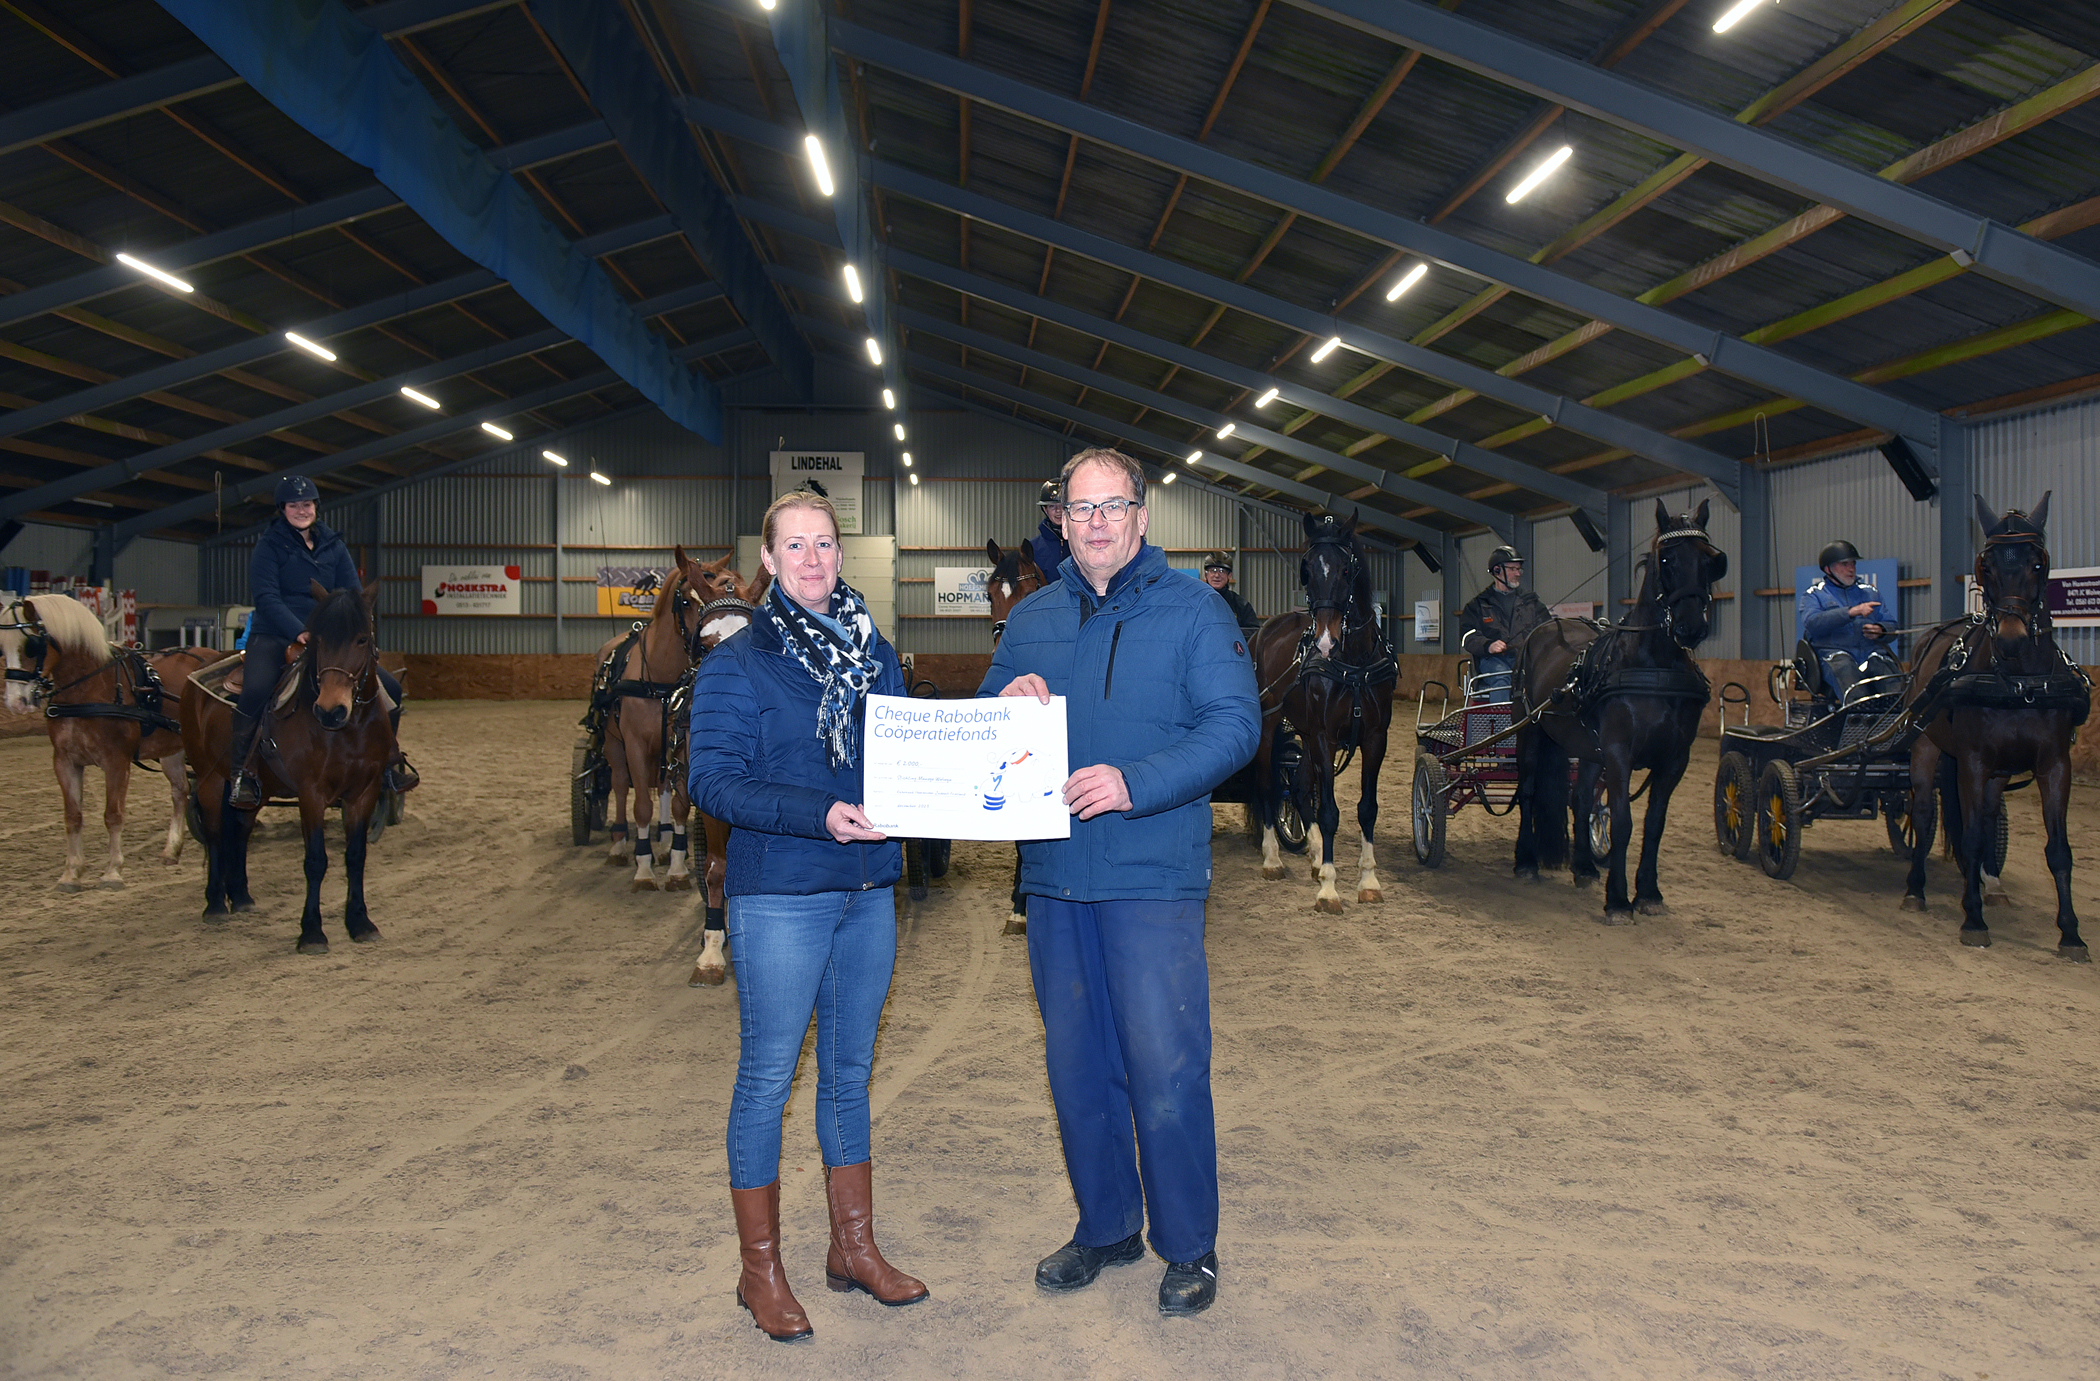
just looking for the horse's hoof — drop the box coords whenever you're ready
[1601,910,1637,926]
[296,938,330,955]
[1512,866,1538,882]
[629,878,659,893]
[1960,929,1992,948]
[55,881,81,894]
[1357,888,1382,905]
[230,898,256,914]
[2058,944,2091,963]
[1002,916,1027,937]
[1900,895,1927,913]
[1636,899,1668,917]
[661,874,694,892]
[97,878,125,891]
[1260,865,1288,880]
[202,905,228,923]
[349,927,381,945]
[604,854,626,868]
[1572,873,1597,890]
[688,963,728,987]
[1315,897,1345,915]
[1985,891,2010,907]
[161,855,181,867]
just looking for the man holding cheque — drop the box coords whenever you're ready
[979,447,1260,1317]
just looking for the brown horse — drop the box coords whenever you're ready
[1249,511,1396,912]
[985,538,1049,935]
[2,593,221,890]
[1512,499,1728,922]
[1900,493,2089,958]
[182,581,395,951]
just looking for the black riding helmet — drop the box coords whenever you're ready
[1203,550,1232,572]
[1818,539,1860,572]
[1038,478,1062,510]
[274,474,320,506]
[1487,544,1522,574]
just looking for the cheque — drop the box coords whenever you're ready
[861,693,1072,841]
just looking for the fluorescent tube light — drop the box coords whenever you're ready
[804,135,835,197]
[542,450,568,467]
[1310,336,1342,363]
[1161,472,1176,485]
[114,252,192,293]
[1255,387,1279,408]
[865,336,883,366]
[1186,450,1203,464]
[908,472,919,487]
[901,451,912,467]
[1506,145,1574,204]
[1712,0,1764,33]
[78,496,114,508]
[284,331,335,361]
[1215,422,1235,439]
[400,386,441,409]
[894,423,906,441]
[843,263,864,304]
[882,388,896,409]
[590,470,611,486]
[480,422,513,441]
[1385,262,1429,302]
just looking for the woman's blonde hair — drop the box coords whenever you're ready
[762,489,841,551]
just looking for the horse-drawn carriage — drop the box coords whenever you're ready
[1711,640,2007,882]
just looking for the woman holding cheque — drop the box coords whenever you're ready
[688,490,924,1343]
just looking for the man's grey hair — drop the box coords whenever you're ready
[1059,447,1146,506]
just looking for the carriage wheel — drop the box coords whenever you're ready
[925,837,952,879]
[1587,786,1612,863]
[571,737,596,846]
[1883,790,1934,858]
[384,786,405,826]
[1274,793,1310,855]
[1756,759,1803,881]
[1411,753,1448,869]
[1714,751,1755,861]
[904,839,927,901]
[1272,736,1309,854]
[1988,807,2010,876]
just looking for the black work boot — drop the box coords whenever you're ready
[1158,1250,1219,1316]
[1034,1230,1145,1292]
[227,710,263,809]
[386,751,419,793]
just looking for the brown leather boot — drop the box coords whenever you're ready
[824,1162,928,1305]
[730,1182,812,1342]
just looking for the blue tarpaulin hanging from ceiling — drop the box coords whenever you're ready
[154,0,727,443]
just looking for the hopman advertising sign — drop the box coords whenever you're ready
[420,565,521,615]
[933,566,993,616]
[769,450,865,534]
[597,566,667,618]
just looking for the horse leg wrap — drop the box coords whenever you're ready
[634,834,650,861]
[672,830,687,855]
[705,906,725,931]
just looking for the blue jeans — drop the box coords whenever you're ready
[1474,652,1515,705]
[1026,897,1217,1263]
[725,888,898,1190]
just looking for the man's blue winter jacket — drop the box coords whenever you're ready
[979,543,1260,903]
[249,516,361,642]
[1801,574,1891,666]
[1025,517,1067,584]
[688,607,906,898]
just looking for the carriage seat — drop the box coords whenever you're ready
[1792,639,1830,703]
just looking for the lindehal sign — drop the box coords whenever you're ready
[420,565,521,615]
[769,450,865,534]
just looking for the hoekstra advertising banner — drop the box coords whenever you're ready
[421,565,521,615]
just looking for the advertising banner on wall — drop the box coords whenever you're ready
[597,566,667,618]
[933,565,992,616]
[1966,565,2100,626]
[420,565,521,615]
[769,450,865,534]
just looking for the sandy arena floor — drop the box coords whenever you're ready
[2,700,2098,1379]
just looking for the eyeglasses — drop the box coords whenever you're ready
[1064,497,1142,523]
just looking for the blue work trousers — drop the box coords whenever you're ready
[1474,652,1516,705]
[725,888,897,1189]
[1026,897,1217,1263]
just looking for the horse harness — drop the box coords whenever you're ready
[988,565,1047,644]
[583,583,756,780]
[1272,530,1398,769]
[1,605,179,736]
[1909,524,2091,725]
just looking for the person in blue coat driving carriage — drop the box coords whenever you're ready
[1802,539,1898,702]
[982,447,1260,1318]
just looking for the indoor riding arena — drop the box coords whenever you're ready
[4,2,2100,1378]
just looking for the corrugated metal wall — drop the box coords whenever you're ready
[0,524,198,605]
[1971,395,2100,664]
[1,522,92,579]
[1765,445,1936,656]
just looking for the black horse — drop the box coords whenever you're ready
[1900,493,2089,957]
[1250,511,1397,912]
[1512,499,1728,922]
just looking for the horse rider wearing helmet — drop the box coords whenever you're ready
[1025,477,1070,581]
[1801,539,1897,702]
[227,474,415,809]
[1200,552,1261,634]
[1459,545,1550,705]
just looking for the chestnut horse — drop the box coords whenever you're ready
[1901,493,2089,958]
[182,581,395,951]
[1512,500,1728,922]
[1249,511,1396,912]
[985,538,1049,935]
[2,593,219,889]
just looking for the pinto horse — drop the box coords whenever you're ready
[984,539,1049,936]
[1249,511,1396,913]
[182,581,395,951]
[2,593,219,889]
[1513,499,1728,923]
[1900,493,2089,958]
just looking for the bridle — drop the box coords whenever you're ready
[1632,525,1718,647]
[1976,521,2051,644]
[2,604,48,689]
[988,564,1046,645]
[306,623,378,721]
[1300,533,1365,622]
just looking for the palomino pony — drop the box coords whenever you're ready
[1249,511,1396,913]
[1512,499,1728,922]
[1900,493,2089,957]
[2,592,219,889]
[985,538,1049,935]
[593,547,739,891]
[182,581,396,951]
